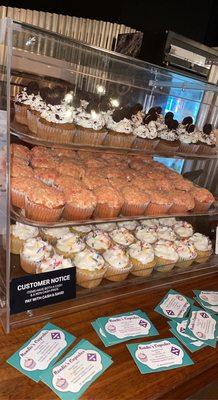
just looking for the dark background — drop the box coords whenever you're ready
[1,0,218,48]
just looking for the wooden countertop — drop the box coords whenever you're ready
[0,273,217,400]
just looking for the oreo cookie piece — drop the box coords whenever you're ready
[155,106,162,114]
[26,81,39,95]
[40,86,52,102]
[165,111,174,119]
[186,124,195,133]
[147,107,157,115]
[166,119,179,130]
[143,114,157,124]
[203,123,212,134]
[131,103,143,115]
[112,109,125,122]
[182,116,193,125]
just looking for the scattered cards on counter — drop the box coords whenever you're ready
[154,289,194,320]
[41,339,113,400]
[7,323,76,382]
[92,309,159,347]
[193,290,218,314]
[127,337,194,374]
[168,319,207,353]
[185,306,218,348]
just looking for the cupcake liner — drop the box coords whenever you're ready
[103,131,135,149]
[198,144,216,156]
[121,202,149,216]
[155,256,176,267]
[20,254,38,274]
[74,127,107,146]
[133,138,159,151]
[25,198,63,222]
[179,143,199,154]
[195,249,212,264]
[93,204,121,218]
[156,264,175,272]
[11,188,26,209]
[130,257,156,277]
[193,200,213,212]
[37,119,75,144]
[176,259,194,269]
[168,205,190,214]
[14,103,28,125]
[63,203,95,221]
[104,262,132,282]
[10,234,25,255]
[76,267,106,288]
[27,109,38,134]
[146,203,171,216]
[156,140,179,153]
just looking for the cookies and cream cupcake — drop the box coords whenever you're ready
[154,240,179,272]
[135,226,157,244]
[37,254,74,273]
[55,233,85,259]
[9,223,39,255]
[85,229,111,253]
[117,220,139,231]
[109,227,135,247]
[103,245,131,281]
[20,238,52,274]
[173,221,193,239]
[74,248,106,288]
[104,107,135,148]
[129,241,156,277]
[156,226,177,241]
[40,227,70,245]
[174,240,197,268]
[74,107,107,145]
[189,233,213,263]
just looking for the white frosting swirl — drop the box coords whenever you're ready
[109,228,135,246]
[21,238,52,262]
[156,226,177,241]
[37,255,73,273]
[158,129,177,141]
[117,220,139,231]
[133,121,158,139]
[135,226,157,244]
[159,218,177,227]
[103,245,129,269]
[11,222,39,240]
[56,233,85,254]
[96,223,117,232]
[140,219,160,229]
[74,110,105,130]
[128,241,155,264]
[154,240,179,262]
[74,248,105,271]
[107,116,133,134]
[173,221,193,238]
[73,225,93,234]
[189,233,212,252]
[41,227,70,239]
[40,104,75,123]
[85,230,111,251]
[175,240,197,261]
[132,111,144,127]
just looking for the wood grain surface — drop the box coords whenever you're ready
[0,273,217,400]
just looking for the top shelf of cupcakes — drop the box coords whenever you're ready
[9,143,217,227]
[11,81,217,159]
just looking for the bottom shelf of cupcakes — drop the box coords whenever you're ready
[9,217,215,289]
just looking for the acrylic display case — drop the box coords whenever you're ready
[0,18,217,332]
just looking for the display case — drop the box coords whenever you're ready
[0,18,217,333]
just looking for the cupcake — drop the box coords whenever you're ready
[191,187,215,212]
[85,229,111,253]
[134,176,157,192]
[14,85,34,125]
[168,190,194,214]
[120,186,150,216]
[58,160,85,180]
[173,221,193,239]
[31,156,59,170]
[158,218,177,227]
[133,120,159,151]
[172,178,193,192]
[70,225,93,237]
[74,248,106,288]
[146,191,172,216]
[140,219,160,229]
[95,222,117,232]
[129,241,156,277]
[189,233,213,263]
[82,174,109,190]
[10,144,30,162]
[117,220,139,231]
[54,176,86,194]
[135,226,157,244]
[33,168,59,186]
[55,233,85,259]
[40,227,70,245]
[103,245,131,281]
[93,186,123,218]
[30,146,53,159]
[9,223,39,255]
[175,240,197,268]
[25,184,65,222]
[154,240,179,272]
[62,189,96,221]
[20,238,52,274]
[11,162,34,179]
[156,226,177,241]
[11,177,41,209]
[37,254,74,273]
[74,107,107,145]
[109,227,135,247]
[104,107,135,148]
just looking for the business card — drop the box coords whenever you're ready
[154,290,194,320]
[127,337,193,374]
[7,323,76,382]
[193,290,218,314]
[41,339,113,400]
[168,319,207,352]
[185,306,218,348]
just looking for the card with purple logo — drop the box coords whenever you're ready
[185,306,218,348]
[92,309,158,347]
[154,290,194,320]
[168,319,207,353]
[127,337,193,374]
[41,339,113,400]
[193,290,218,314]
[7,323,76,382]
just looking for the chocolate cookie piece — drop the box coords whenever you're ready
[155,106,162,114]
[165,111,174,119]
[166,119,179,130]
[203,123,212,134]
[143,114,157,124]
[186,124,195,133]
[131,103,143,115]
[182,116,193,125]
[26,81,39,95]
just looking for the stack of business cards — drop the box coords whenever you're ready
[154,289,194,320]
[127,337,193,374]
[184,305,218,348]
[41,339,113,400]
[92,309,159,347]
[168,319,207,352]
[193,290,218,314]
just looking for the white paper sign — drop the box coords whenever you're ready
[105,315,151,339]
[160,294,190,318]
[135,340,184,369]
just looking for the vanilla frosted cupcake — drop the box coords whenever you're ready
[189,233,213,263]
[129,241,156,277]
[175,240,197,268]
[103,245,131,281]
[109,227,135,247]
[159,217,177,227]
[74,248,106,288]
[70,225,93,237]
[9,223,39,255]
[85,230,111,253]
[55,233,85,259]
[40,227,70,245]
[173,221,193,239]
[156,226,177,241]
[140,219,160,229]
[117,220,139,231]
[20,238,52,274]
[37,254,74,273]
[135,226,157,244]
[96,222,117,232]
[154,240,179,272]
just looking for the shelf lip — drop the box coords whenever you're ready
[11,206,218,228]
[10,122,218,160]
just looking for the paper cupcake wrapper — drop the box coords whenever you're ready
[103,131,135,149]
[169,204,192,213]
[14,103,28,125]
[104,262,132,282]
[179,143,199,154]
[130,257,156,277]
[176,259,194,269]
[133,138,159,151]
[156,264,175,272]
[193,199,213,212]
[156,140,179,152]
[195,249,212,263]
[155,256,176,267]
[76,267,106,288]
[63,203,95,221]
[11,188,26,209]
[146,203,171,216]
[25,198,63,222]
[37,119,75,144]
[93,203,121,218]
[121,201,149,216]
[74,127,107,146]
[27,109,38,134]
